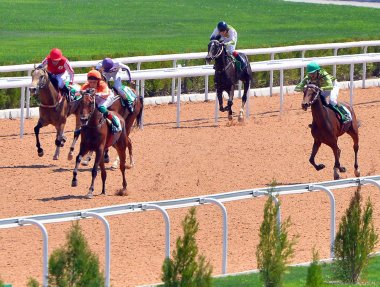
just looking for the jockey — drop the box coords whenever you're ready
[210,21,247,70]
[96,58,135,113]
[295,61,351,123]
[81,70,121,133]
[37,48,74,97]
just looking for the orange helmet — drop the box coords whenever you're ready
[87,70,102,80]
[49,48,62,61]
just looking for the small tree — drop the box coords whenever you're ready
[333,188,378,284]
[256,194,296,287]
[48,222,104,287]
[305,248,323,287]
[162,207,212,287]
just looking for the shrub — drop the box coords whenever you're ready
[333,187,378,284]
[162,207,212,287]
[48,222,104,287]
[27,278,40,287]
[256,193,297,287]
[305,248,323,287]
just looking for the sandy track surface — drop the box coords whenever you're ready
[0,87,379,286]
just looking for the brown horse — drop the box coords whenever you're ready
[71,89,128,198]
[81,89,144,169]
[29,67,80,160]
[301,84,360,180]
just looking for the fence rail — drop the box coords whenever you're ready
[1,175,379,287]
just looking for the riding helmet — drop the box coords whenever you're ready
[306,61,321,74]
[102,58,114,72]
[87,70,102,80]
[49,48,62,61]
[217,21,228,32]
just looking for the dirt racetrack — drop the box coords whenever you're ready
[0,87,379,286]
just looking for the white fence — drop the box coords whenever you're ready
[1,175,379,287]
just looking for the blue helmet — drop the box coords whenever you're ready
[217,21,228,32]
[102,58,114,72]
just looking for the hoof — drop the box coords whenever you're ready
[334,169,340,180]
[38,150,44,157]
[81,159,90,166]
[354,169,361,177]
[71,180,78,187]
[316,164,325,171]
[86,192,93,199]
[53,155,59,160]
[339,166,346,173]
[100,191,106,196]
[111,158,120,169]
[67,153,73,161]
[104,154,110,163]
[115,188,127,196]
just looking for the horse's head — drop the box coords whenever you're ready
[29,67,49,95]
[301,84,321,111]
[79,89,96,126]
[205,40,224,64]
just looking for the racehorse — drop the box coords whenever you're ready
[205,40,252,123]
[71,89,128,198]
[80,89,144,169]
[301,84,360,180]
[29,67,80,160]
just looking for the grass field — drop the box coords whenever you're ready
[213,255,380,286]
[0,0,379,65]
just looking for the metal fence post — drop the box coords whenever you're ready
[309,185,336,258]
[176,77,181,127]
[26,70,32,118]
[301,50,306,81]
[205,75,209,101]
[137,62,141,96]
[201,198,228,274]
[333,48,338,78]
[142,204,171,258]
[350,63,354,107]
[140,79,145,129]
[81,212,111,287]
[18,219,49,287]
[280,69,284,114]
[20,87,25,138]
[362,46,368,89]
[172,60,177,103]
[270,53,275,96]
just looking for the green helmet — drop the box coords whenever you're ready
[306,61,321,74]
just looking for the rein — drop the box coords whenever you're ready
[81,93,105,129]
[33,69,64,109]
[304,85,320,107]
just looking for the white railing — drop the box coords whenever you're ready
[1,52,380,137]
[1,175,379,287]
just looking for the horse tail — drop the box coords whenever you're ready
[135,96,144,128]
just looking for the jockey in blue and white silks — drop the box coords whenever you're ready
[96,58,134,113]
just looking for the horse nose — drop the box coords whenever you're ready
[301,102,308,111]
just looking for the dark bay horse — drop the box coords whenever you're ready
[80,90,144,169]
[301,84,360,180]
[205,40,252,123]
[29,67,80,160]
[71,89,128,198]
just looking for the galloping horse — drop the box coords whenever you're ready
[81,90,144,169]
[29,67,80,160]
[71,89,128,198]
[301,84,360,180]
[205,40,252,122]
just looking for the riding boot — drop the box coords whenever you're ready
[329,104,347,123]
[233,54,247,70]
[106,113,121,134]
[127,100,134,114]
[60,85,71,100]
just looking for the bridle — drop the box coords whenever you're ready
[80,90,97,128]
[207,40,234,73]
[303,84,321,109]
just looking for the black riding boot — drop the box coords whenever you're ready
[234,54,247,70]
[61,85,71,100]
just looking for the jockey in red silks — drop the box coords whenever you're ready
[210,21,247,70]
[37,48,75,96]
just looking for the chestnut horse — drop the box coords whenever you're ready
[301,84,360,180]
[205,40,252,123]
[80,90,144,169]
[29,67,80,160]
[71,89,128,198]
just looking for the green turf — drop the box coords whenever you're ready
[0,0,379,64]
[213,255,380,286]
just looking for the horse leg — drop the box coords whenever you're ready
[104,149,110,163]
[81,151,93,166]
[331,144,343,180]
[309,140,325,171]
[227,86,234,122]
[347,129,360,177]
[238,80,249,122]
[68,116,81,160]
[34,120,44,157]
[99,159,107,195]
[117,145,128,191]
[87,150,103,198]
[71,143,88,188]
[53,124,66,160]
[217,90,225,112]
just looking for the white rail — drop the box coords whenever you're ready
[1,175,379,286]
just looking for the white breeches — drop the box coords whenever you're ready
[104,71,126,99]
[95,92,117,108]
[52,71,69,88]
[322,81,339,106]
[225,43,236,55]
